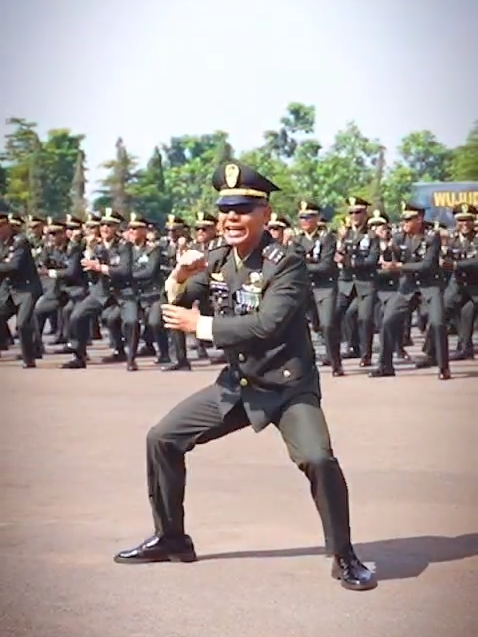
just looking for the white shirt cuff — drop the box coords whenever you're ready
[48,269,57,279]
[196,315,213,341]
[165,275,186,303]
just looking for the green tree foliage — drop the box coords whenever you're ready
[451,121,478,181]
[382,131,454,218]
[0,108,473,227]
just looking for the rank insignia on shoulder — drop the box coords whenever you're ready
[262,243,286,264]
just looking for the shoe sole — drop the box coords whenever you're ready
[114,552,197,565]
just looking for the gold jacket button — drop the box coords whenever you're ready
[283,369,291,378]
[239,378,248,387]
[238,353,245,362]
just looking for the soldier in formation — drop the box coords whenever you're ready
[0,190,476,379]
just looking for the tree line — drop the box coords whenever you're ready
[1,103,477,227]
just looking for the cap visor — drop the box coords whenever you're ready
[216,195,261,207]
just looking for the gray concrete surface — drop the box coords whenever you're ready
[0,339,477,637]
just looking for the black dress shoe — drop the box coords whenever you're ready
[415,357,436,369]
[449,349,474,361]
[331,549,377,591]
[61,357,87,369]
[332,365,344,377]
[114,535,197,565]
[161,360,192,371]
[127,360,138,372]
[359,357,372,368]
[101,351,127,364]
[341,349,360,360]
[438,368,451,380]
[155,355,172,365]
[368,367,395,378]
[22,360,36,369]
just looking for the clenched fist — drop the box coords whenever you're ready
[172,249,207,283]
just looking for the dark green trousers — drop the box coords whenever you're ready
[146,384,352,555]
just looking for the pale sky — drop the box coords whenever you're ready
[1,0,476,196]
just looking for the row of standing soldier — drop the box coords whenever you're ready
[0,198,477,379]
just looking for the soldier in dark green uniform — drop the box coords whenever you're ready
[440,203,477,360]
[114,161,377,592]
[370,202,450,379]
[367,210,410,362]
[62,209,135,369]
[0,212,42,367]
[33,217,87,349]
[189,211,218,361]
[128,211,170,368]
[294,201,343,375]
[161,215,192,371]
[335,197,379,367]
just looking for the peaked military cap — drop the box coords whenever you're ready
[194,211,217,228]
[347,196,370,211]
[84,212,101,227]
[401,201,425,219]
[298,200,321,216]
[46,216,66,231]
[64,214,83,229]
[268,213,291,229]
[100,208,124,224]
[212,161,280,207]
[128,211,149,228]
[26,214,45,226]
[165,214,185,229]
[452,202,477,221]
[1,212,24,227]
[367,209,390,226]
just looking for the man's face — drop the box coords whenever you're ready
[298,214,318,233]
[100,222,117,241]
[218,202,270,251]
[349,209,367,227]
[403,216,421,234]
[130,226,147,243]
[457,219,474,235]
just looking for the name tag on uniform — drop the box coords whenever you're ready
[110,255,120,265]
[138,254,149,264]
[359,236,370,249]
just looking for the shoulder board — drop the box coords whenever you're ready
[262,242,286,264]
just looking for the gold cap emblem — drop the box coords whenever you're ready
[197,211,204,222]
[270,212,278,223]
[300,201,307,212]
[401,201,407,211]
[47,216,52,225]
[27,214,33,222]
[462,203,469,213]
[372,209,381,218]
[348,197,356,207]
[167,213,175,224]
[224,163,240,188]
[66,214,72,223]
[130,212,137,223]
[104,208,112,219]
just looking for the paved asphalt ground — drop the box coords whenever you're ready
[1,333,477,637]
